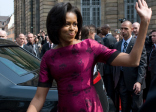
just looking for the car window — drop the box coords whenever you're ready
[0,47,40,76]
[0,47,57,88]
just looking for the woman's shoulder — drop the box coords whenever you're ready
[82,39,99,46]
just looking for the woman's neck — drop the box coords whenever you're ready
[57,39,81,48]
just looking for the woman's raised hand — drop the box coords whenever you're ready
[135,0,152,23]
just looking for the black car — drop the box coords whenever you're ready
[0,39,58,112]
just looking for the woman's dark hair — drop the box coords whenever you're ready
[46,2,82,44]
[81,25,90,40]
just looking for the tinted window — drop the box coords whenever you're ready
[0,47,40,76]
[0,46,57,88]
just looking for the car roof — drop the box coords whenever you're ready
[0,39,18,47]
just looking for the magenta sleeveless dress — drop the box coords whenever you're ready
[38,39,119,112]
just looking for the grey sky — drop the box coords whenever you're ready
[0,0,14,16]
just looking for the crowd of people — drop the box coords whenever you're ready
[0,30,56,59]
[0,0,155,112]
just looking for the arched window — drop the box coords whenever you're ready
[124,0,140,23]
[81,0,101,27]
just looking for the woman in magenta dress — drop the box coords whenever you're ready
[27,1,152,112]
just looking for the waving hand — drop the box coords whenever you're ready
[135,0,152,22]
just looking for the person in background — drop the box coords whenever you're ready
[113,21,147,112]
[35,36,42,53]
[81,25,96,40]
[81,25,90,40]
[113,29,121,42]
[132,22,153,101]
[139,49,156,112]
[139,31,156,112]
[132,22,140,38]
[132,22,152,55]
[88,24,96,40]
[23,33,40,59]
[0,30,7,39]
[148,30,156,79]
[41,31,47,45]
[16,33,25,48]
[95,27,104,44]
[113,33,120,42]
[37,30,47,46]
[46,35,50,43]
[27,1,152,112]
[40,39,55,58]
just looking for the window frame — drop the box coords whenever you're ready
[81,0,101,27]
[124,0,140,23]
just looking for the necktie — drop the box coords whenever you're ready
[123,41,127,52]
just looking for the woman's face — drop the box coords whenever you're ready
[59,12,78,44]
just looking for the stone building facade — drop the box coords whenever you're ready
[7,14,15,41]
[14,0,156,38]
[0,16,9,31]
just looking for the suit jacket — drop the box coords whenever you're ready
[149,49,156,79]
[113,37,147,91]
[23,42,41,59]
[41,43,56,58]
[103,34,117,49]
[41,43,51,58]
[95,35,104,45]
[138,76,156,112]
[103,34,117,75]
[145,36,152,57]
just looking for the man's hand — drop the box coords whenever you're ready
[133,82,141,94]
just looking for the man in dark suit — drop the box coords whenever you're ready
[101,24,117,103]
[138,49,156,112]
[95,27,104,45]
[139,30,156,112]
[138,75,156,112]
[149,30,156,79]
[132,22,153,100]
[113,21,147,112]
[132,22,152,58]
[102,24,117,49]
[23,33,40,59]
[41,40,56,58]
[149,49,156,80]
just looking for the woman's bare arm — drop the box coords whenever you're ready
[27,87,50,112]
[111,0,152,67]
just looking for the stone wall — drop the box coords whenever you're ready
[103,0,124,31]
[14,0,156,38]
[147,0,156,32]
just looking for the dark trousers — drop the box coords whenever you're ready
[143,70,151,100]
[116,71,143,112]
